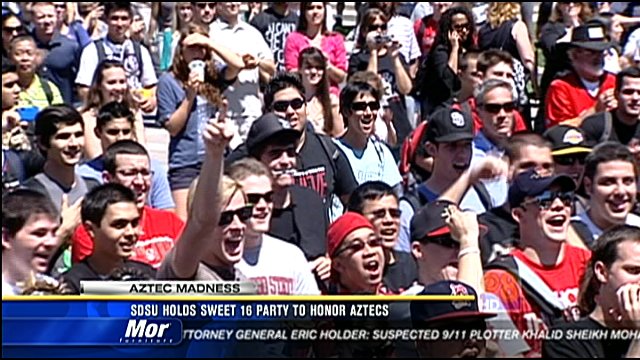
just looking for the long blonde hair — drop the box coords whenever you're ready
[487,2,521,29]
[170,23,223,107]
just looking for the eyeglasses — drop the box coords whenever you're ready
[116,169,153,179]
[247,191,274,205]
[352,101,381,112]
[483,101,517,114]
[219,205,254,226]
[452,23,470,31]
[521,191,574,210]
[621,89,640,96]
[367,208,402,220]
[554,156,586,166]
[196,3,216,9]
[334,237,383,257]
[368,24,387,32]
[272,98,305,112]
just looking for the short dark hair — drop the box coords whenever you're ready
[103,140,149,175]
[616,66,640,93]
[347,181,398,214]
[584,142,638,180]
[477,49,513,74]
[460,50,480,73]
[81,183,137,226]
[263,72,305,112]
[505,132,553,163]
[96,101,135,131]
[578,225,640,314]
[9,33,35,48]
[2,189,58,238]
[105,2,133,18]
[339,81,380,119]
[35,104,84,148]
[2,59,17,75]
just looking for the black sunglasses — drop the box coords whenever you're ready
[368,208,402,220]
[219,205,253,226]
[247,191,274,205]
[554,156,586,166]
[334,237,383,257]
[2,25,23,33]
[483,101,517,114]
[521,191,574,210]
[452,23,470,31]
[268,146,297,159]
[352,101,380,112]
[621,89,640,96]
[368,24,387,32]
[196,3,216,9]
[272,98,305,112]
[424,233,459,249]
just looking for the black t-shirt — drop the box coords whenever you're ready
[542,317,632,358]
[270,205,297,246]
[62,260,157,294]
[348,50,412,147]
[250,7,298,72]
[581,111,640,146]
[383,251,418,293]
[420,44,461,116]
[478,206,519,266]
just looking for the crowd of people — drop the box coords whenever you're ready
[1,2,639,358]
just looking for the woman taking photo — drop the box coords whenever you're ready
[348,8,413,148]
[285,2,347,94]
[157,24,244,221]
[298,47,342,137]
[80,60,146,159]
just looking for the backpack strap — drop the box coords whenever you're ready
[570,219,595,249]
[95,38,106,64]
[472,182,492,212]
[487,256,567,323]
[600,111,613,143]
[132,40,145,78]
[400,190,423,213]
[316,133,338,181]
[40,76,54,105]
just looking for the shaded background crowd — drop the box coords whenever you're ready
[2,2,640,358]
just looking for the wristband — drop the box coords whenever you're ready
[458,247,480,259]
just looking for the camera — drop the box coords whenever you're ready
[374,34,393,45]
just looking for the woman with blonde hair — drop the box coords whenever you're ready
[298,47,343,137]
[157,23,244,221]
[80,60,146,159]
[479,2,535,106]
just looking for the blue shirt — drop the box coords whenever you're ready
[35,31,81,105]
[472,131,508,207]
[157,70,226,169]
[77,156,175,210]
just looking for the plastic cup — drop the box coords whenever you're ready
[188,60,206,82]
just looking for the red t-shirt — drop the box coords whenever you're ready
[545,72,616,127]
[414,16,439,56]
[461,98,528,134]
[72,206,184,268]
[484,244,591,357]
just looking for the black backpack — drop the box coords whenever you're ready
[94,38,145,80]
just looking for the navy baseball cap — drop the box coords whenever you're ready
[411,281,495,326]
[246,113,301,156]
[508,169,576,209]
[424,108,474,143]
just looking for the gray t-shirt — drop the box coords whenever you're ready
[22,173,90,213]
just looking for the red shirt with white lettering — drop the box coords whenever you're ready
[545,72,616,127]
[484,244,591,357]
[72,206,184,268]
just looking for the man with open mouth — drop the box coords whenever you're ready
[571,142,640,245]
[484,169,592,357]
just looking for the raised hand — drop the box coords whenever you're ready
[202,100,232,154]
[444,206,480,249]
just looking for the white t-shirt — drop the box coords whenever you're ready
[236,234,320,295]
[75,38,158,90]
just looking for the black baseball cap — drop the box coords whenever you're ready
[570,23,612,51]
[508,169,576,209]
[543,125,592,157]
[410,200,457,245]
[411,280,496,327]
[246,113,301,156]
[425,108,474,143]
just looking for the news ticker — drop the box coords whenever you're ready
[3,297,640,358]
